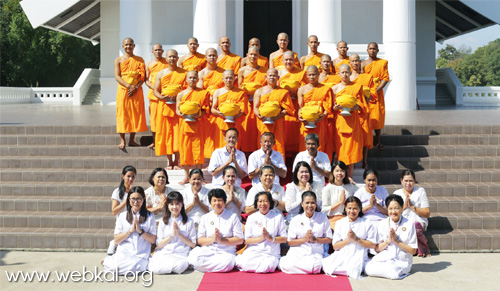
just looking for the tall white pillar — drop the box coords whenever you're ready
[193,0,226,53]
[383,0,417,110]
[120,0,152,60]
[100,0,121,105]
[307,0,341,56]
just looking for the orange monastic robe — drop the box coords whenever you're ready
[321,74,341,157]
[334,83,366,165]
[178,88,210,166]
[182,52,207,72]
[274,51,300,70]
[334,59,350,73]
[278,68,308,154]
[304,53,324,70]
[352,73,377,149]
[116,56,148,134]
[363,58,389,130]
[240,67,268,152]
[214,88,249,149]
[146,58,169,132]
[202,67,225,156]
[257,55,269,68]
[256,89,295,157]
[218,53,242,74]
[299,84,333,159]
[155,68,187,156]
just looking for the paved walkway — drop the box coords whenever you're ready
[0,251,499,291]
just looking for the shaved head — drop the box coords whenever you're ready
[277,32,289,40]
[187,70,198,78]
[206,48,217,55]
[306,65,319,73]
[248,46,260,53]
[166,49,178,56]
[267,68,278,75]
[368,42,379,49]
[337,40,347,47]
[283,51,294,58]
[349,54,360,61]
[219,36,230,43]
[152,43,162,49]
[223,70,234,77]
[249,38,260,45]
[308,35,318,42]
[321,54,332,61]
[339,64,351,73]
[188,37,198,43]
[123,37,134,44]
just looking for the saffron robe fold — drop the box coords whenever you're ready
[256,55,269,68]
[320,74,341,156]
[217,53,242,74]
[352,73,377,149]
[334,59,350,73]
[146,59,169,132]
[182,52,207,72]
[155,68,187,156]
[214,88,249,149]
[363,58,389,130]
[256,89,295,157]
[201,67,226,156]
[179,88,211,166]
[273,51,300,70]
[116,56,148,134]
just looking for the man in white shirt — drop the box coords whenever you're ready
[292,133,331,186]
[208,128,248,186]
[247,132,287,186]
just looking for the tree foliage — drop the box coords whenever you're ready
[436,39,500,86]
[0,0,100,87]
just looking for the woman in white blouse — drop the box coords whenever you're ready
[220,166,246,218]
[236,191,287,273]
[181,169,210,225]
[144,168,174,222]
[393,170,431,257]
[279,191,332,274]
[285,161,323,221]
[354,168,388,224]
[245,165,286,215]
[149,191,196,274]
[103,186,157,275]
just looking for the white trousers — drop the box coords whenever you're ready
[279,253,323,274]
[187,246,236,273]
[364,260,404,280]
[103,252,149,275]
[235,251,279,273]
[148,252,189,274]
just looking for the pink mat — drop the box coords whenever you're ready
[197,270,352,291]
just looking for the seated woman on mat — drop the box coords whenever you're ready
[149,191,196,274]
[245,165,286,216]
[364,195,417,280]
[354,168,388,225]
[285,161,323,221]
[181,168,210,226]
[393,170,431,257]
[236,191,287,273]
[187,188,244,272]
[103,186,156,275]
[322,196,376,279]
[145,168,174,222]
[279,191,332,274]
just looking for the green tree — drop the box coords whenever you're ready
[1,0,100,87]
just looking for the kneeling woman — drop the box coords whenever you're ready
[236,191,287,273]
[148,191,196,274]
[279,191,332,274]
[187,188,244,272]
[322,196,376,279]
[103,186,156,275]
[364,195,417,280]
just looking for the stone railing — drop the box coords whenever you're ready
[73,68,100,105]
[0,87,32,104]
[30,87,74,103]
[463,87,500,106]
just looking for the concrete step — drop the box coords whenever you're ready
[428,212,500,230]
[367,156,500,170]
[0,211,116,230]
[0,145,162,157]
[0,196,111,212]
[377,169,500,184]
[427,196,500,213]
[426,229,500,251]
[368,145,500,158]
[379,134,500,146]
[0,134,152,146]
[383,182,500,197]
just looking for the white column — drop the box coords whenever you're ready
[383,0,417,111]
[119,0,152,60]
[100,0,121,105]
[307,0,341,56]
[193,0,226,53]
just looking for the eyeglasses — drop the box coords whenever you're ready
[130,198,143,203]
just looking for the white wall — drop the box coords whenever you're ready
[100,0,121,105]
[151,0,193,47]
[341,0,383,44]
[416,0,436,105]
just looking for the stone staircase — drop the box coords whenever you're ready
[1,124,499,252]
[435,83,455,105]
[82,84,101,105]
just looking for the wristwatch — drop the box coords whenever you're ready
[138,229,145,236]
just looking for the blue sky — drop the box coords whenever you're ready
[435,24,500,56]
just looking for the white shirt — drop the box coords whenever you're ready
[197,209,244,255]
[321,183,358,216]
[284,182,323,220]
[245,211,287,257]
[287,211,333,256]
[393,187,430,230]
[181,186,211,225]
[208,147,248,186]
[114,211,157,259]
[246,183,285,214]
[221,186,246,217]
[155,215,196,256]
[145,186,174,221]
[111,188,128,216]
[292,150,331,186]
[354,186,389,221]
[247,149,287,186]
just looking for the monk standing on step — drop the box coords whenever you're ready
[145,44,168,149]
[362,42,389,150]
[154,49,187,169]
[114,38,148,149]
[332,41,350,73]
[217,36,242,80]
[299,35,324,71]
[241,38,269,68]
[269,32,300,70]
[179,37,206,72]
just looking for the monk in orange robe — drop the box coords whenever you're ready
[254,68,295,157]
[211,70,249,149]
[114,38,148,149]
[300,35,331,72]
[297,65,333,159]
[362,42,389,150]
[238,46,268,152]
[269,32,300,70]
[332,64,366,177]
[176,71,210,184]
[179,37,206,72]
[217,36,242,77]
[145,44,169,148]
[154,49,187,169]
[241,38,269,68]
[333,41,350,73]
[198,48,225,157]
[278,51,308,154]
[350,54,377,168]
